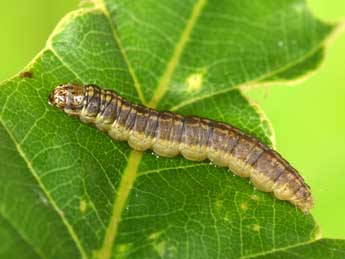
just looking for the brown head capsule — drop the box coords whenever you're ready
[48,83,314,213]
[48,84,85,116]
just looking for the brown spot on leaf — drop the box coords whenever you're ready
[19,71,33,78]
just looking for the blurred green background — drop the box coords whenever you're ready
[0,0,344,239]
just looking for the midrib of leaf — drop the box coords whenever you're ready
[147,0,207,108]
[96,0,207,257]
[0,120,88,259]
[96,151,142,259]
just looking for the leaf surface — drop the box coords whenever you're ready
[0,0,343,258]
[250,239,345,259]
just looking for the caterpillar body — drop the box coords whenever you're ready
[48,84,313,213]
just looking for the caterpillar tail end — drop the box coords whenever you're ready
[295,195,314,215]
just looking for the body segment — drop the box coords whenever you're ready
[48,84,313,213]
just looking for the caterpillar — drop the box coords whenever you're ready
[48,84,313,213]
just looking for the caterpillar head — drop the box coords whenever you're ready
[48,84,85,115]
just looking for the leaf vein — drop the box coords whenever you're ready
[0,120,88,258]
[0,211,46,259]
[94,0,146,105]
[148,0,207,107]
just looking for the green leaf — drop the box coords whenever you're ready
[250,239,345,258]
[0,0,343,258]
[259,48,325,84]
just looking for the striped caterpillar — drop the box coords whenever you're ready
[48,84,313,213]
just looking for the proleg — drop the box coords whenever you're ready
[48,84,314,213]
